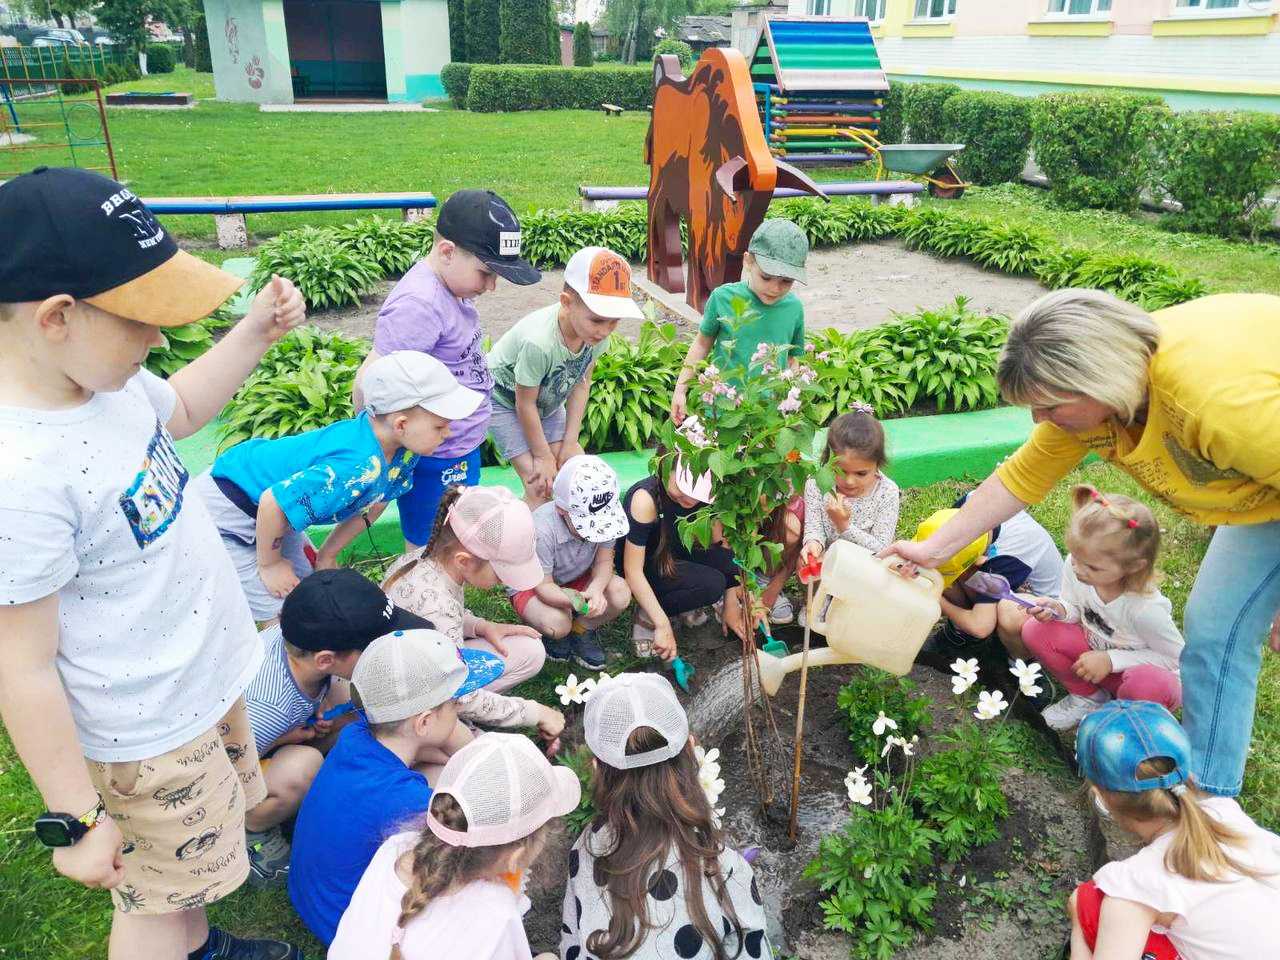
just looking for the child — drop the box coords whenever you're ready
[1069,700,1280,959]
[358,189,541,550]
[329,732,580,960]
[798,406,900,623]
[1022,487,1184,731]
[381,485,566,744]
[509,454,632,669]
[564,673,772,960]
[288,627,504,946]
[670,217,809,423]
[242,568,434,887]
[486,247,642,505]
[0,168,306,960]
[196,349,483,621]
[617,451,742,662]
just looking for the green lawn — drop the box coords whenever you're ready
[4,461,1277,960]
[105,64,218,99]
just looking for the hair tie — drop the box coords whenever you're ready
[850,401,874,416]
[1170,783,1188,799]
[1127,518,1139,529]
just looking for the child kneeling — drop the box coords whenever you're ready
[564,673,772,960]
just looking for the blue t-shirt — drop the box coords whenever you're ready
[211,413,418,531]
[288,717,433,945]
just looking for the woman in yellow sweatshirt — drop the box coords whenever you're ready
[883,289,1280,800]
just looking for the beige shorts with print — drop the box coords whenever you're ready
[86,698,266,915]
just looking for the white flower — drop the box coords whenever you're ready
[901,736,916,758]
[872,711,899,737]
[951,673,977,696]
[1009,659,1042,686]
[950,657,980,680]
[777,385,802,415]
[958,874,967,888]
[555,673,591,705]
[974,689,1008,721]
[1019,680,1043,698]
[845,771,873,806]
[697,745,725,808]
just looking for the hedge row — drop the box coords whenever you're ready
[456,63,653,112]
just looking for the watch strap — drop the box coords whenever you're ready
[76,794,107,831]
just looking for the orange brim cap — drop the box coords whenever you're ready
[85,249,245,328]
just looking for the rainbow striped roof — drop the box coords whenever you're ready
[749,16,888,94]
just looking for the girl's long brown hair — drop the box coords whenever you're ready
[586,728,745,960]
[391,792,548,960]
[382,485,465,594]
[648,447,682,581]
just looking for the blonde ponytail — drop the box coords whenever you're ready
[381,486,465,595]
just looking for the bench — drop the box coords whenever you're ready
[144,192,438,249]
[578,179,925,212]
[600,102,624,116]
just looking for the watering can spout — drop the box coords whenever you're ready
[757,647,863,697]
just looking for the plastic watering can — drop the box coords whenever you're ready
[757,540,944,696]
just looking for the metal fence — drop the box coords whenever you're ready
[0,43,129,94]
[0,76,117,180]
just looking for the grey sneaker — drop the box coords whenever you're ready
[245,826,290,888]
[1042,693,1107,732]
[571,628,606,670]
[770,594,795,625]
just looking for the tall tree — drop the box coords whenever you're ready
[447,0,467,62]
[602,0,689,64]
[572,21,593,67]
[464,0,501,63]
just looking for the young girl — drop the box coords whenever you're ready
[329,732,581,960]
[564,673,772,960]
[383,485,565,744]
[1070,700,1280,960]
[1022,486,1184,731]
[616,449,753,662]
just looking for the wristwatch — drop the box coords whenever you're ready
[34,795,107,848]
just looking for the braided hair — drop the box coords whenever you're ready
[381,486,465,594]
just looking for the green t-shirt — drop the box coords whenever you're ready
[487,303,607,417]
[699,280,805,375]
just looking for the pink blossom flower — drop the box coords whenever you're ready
[761,361,777,375]
[751,342,773,365]
[701,391,715,406]
[778,368,797,382]
[698,364,720,384]
[816,351,832,363]
[777,386,802,415]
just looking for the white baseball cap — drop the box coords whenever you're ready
[427,733,582,847]
[552,454,629,544]
[362,351,484,419]
[585,673,690,770]
[563,247,644,321]
[674,457,715,504]
[352,628,504,724]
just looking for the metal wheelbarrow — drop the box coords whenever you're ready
[876,143,968,198]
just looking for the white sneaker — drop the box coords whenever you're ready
[681,608,709,628]
[1042,693,1107,731]
[797,605,807,629]
[770,595,795,625]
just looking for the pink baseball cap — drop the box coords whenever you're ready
[427,732,582,847]
[674,457,714,504]
[446,486,544,591]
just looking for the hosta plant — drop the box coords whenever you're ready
[250,227,383,310]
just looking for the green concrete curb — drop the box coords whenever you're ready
[175,406,1033,560]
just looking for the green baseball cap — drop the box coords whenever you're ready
[748,218,809,284]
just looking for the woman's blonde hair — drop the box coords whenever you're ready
[390,792,549,960]
[1093,758,1276,885]
[998,288,1161,425]
[1067,485,1161,594]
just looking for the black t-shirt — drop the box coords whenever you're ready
[617,475,699,569]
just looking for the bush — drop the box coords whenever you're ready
[448,0,467,61]
[837,669,933,767]
[145,309,230,377]
[441,62,474,108]
[877,80,905,145]
[1030,90,1170,211]
[195,15,212,72]
[652,37,693,72]
[465,63,651,112]
[330,216,434,277]
[915,722,1015,860]
[1159,110,1280,238]
[583,320,685,452]
[249,227,383,310]
[521,205,649,267]
[903,82,960,143]
[572,21,593,66]
[500,0,554,63]
[217,327,368,451]
[146,43,175,73]
[465,0,500,63]
[884,297,1009,413]
[941,90,1032,185]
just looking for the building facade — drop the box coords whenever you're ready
[779,0,1280,113]
[203,0,450,104]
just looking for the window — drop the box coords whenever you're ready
[807,0,831,14]
[913,0,957,19]
[1174,0,1245,10]
[1046,0,1112,14]
[854,0,887,20]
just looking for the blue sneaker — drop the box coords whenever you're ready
[543,634,573,662]
[190,928,303,960]
[572,628,607,670]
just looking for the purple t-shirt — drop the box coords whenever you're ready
[374,261,492,460]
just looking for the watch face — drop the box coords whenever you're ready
[34,816,78,848]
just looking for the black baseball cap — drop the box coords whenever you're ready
[0,166,243,326]
[436,189,541,285]
[280,569,433,653]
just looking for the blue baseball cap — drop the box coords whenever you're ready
[1076,700,1190,793]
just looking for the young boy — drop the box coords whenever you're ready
[0,168,306,960]
[510,455,632,669]
[670,217,809,422]
[356,189,541,549]
[287,627,502,946]
[486,246,642,505]
[196,350,483,621]
[242,568,434,887]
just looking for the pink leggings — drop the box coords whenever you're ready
[1022,619,1182,709]
[462,634,545,693]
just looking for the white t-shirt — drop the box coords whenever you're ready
[0,370,260,762]
[1056,559,1185,673]
[1094,797,1280,960]
[994,510,1063,596]
[329,831,533,960]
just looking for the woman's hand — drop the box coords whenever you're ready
[876,540,944,580]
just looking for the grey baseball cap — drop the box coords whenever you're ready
[748,218,809,283]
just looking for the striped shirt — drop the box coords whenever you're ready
[245,624,329,754]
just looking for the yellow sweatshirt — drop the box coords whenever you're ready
[996,293,1280,526]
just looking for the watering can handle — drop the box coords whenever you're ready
[878,557,945,596]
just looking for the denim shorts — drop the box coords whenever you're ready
[488,403,567,461]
